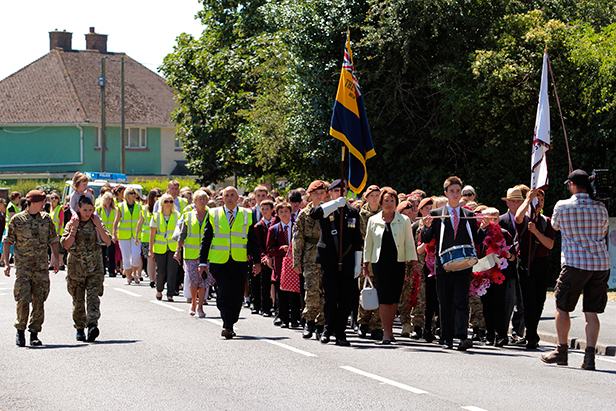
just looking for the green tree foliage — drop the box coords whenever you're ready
[163,0,616,213]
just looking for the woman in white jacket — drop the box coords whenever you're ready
[363,187,418,344]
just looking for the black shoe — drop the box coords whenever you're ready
[243,301,250,308]
[358,324,369,338]
[290,320,300,329]
[87,326,99,342]
[410,327,423,340]
[30,332,42,346]
[16,330,25,347]
[149,281,155,288]
[526,340,538,350]
[221,329,233,339]
[273,317,282,326]
[303,321,315,339]
[262,311,272,318]
[251,309,259,315]
[76,329,86,342]
[320,334,330,344]
[457,338,473,351]
[441,340,453,349]
[109,273,117,278]
[371,329,383,341]
[424,329,434,343]
[495,337,507,348]
[472,327,481,342]
[280,322,289,329]
[335,339,351,347]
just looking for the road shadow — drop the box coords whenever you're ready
[27,343,88,349]
[91,339,140,345]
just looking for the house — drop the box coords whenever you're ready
[0,28,188,178]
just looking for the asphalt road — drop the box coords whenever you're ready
[0,270,615,411]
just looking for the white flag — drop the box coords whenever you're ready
[530,52,550,190]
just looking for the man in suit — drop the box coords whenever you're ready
[500,187,525,345]
[421,176,488,350]
[310,179,363,346]
[253,200,275,317]
[199,186,261,339]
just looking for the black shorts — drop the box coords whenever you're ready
[554,266,610,313]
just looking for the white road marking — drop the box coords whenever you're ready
[0,287,13,290]
[257,338,317,357]
[462,406,489,411]
[150,300,185,312]
[204,318,224,326]
[113,288,142,297]
[570,352,616,364]
[340,366,428,394]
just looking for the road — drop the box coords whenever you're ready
[0,270,615,411]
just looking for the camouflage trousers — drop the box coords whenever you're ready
[409,273,426,329]
[302,265,324,325]
[14,270,50,333]
[398,277,413,326]
[469,293,486,330]
[67,273,104,329]
[357,270,382,330]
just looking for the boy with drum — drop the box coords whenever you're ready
[421,176,489,351]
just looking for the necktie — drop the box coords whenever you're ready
[283,225,290,244]
[228,210,235,227]
[452,208,459,238]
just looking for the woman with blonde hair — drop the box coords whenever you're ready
[149,193,180,301]
[112,187,144,285]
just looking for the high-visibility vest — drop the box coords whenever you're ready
[141,207,152,243]
[208,207,251,264]
[96,205,116,233]
[153,212,178,254]
[117,202,141,240]
[183,210,207,260]
[6,201,21,230]
[179,197,188,213]
[50,204,64,235]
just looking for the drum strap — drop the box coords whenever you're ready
[439,214,475,257]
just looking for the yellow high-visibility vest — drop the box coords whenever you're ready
[207,207,251,264]
[96,205,116,233]
[117,202,141,240]
[153,212,178,254]
[183,210,207,260]
[50,205,64,236]
[141,207,152,243]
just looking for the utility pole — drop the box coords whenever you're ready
[121,56,126,174]
[99,57,107,172]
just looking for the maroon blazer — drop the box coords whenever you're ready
[266,222,292,280]
[254,218,272,265]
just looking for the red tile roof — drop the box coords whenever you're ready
[0,49,177,125]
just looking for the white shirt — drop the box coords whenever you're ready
[223,205,238,225]
[446,204,461,231]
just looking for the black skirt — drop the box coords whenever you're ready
[372,222,405,304]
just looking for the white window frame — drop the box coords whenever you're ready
[95,127,102,148]
[174,137,183,150]
[126,127,147,149]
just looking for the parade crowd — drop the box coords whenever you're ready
[2,170,610,370]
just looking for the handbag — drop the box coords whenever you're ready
[280,247,300,293]
[359,275,379,310]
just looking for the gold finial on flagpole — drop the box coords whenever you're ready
[347,28,350,42]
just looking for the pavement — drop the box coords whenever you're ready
[537,295,616,356]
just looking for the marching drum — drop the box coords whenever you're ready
[439,245,478,272]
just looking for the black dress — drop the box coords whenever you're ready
[372,222,405,304]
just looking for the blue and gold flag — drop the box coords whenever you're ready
[330,37,375,194]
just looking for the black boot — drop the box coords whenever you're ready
[76,329,86,342]
[30,332,42,346]
[410,327,423,340]
[87,325,100,342]
[358,324,369,338]
[315,325,324,340]
[16,330,25,347]
[371,329,383,341]
[472,326,481,341]
[303,321,315,339]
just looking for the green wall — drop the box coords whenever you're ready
[0,125,161,175]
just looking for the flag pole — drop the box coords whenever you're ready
[546,51,573,174]
[338,145,345,271]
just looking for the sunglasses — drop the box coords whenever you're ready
[127,192,136,195]
[51,197,59,200]
[163,200,173,204]
[462,192,473,197]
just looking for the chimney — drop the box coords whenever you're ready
[49,30,72,51]
[85,27,107,53]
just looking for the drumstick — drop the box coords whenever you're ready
[415,214,486,220]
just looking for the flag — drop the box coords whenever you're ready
[530,52,550,191]
[330,36,375,194]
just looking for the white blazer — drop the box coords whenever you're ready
[363,211,417,263]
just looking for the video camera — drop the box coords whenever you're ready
[590,169,610,202]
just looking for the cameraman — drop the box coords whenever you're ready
[540,170,610,371]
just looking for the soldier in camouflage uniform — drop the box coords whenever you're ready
[3,190,60,347]
[293,180,327,340]
[469,294,486,341]
[357,185,383,340]
[60,196,111,342]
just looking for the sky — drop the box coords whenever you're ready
[0,0,205,81]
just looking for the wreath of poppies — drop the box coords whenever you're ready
[470,222,510,297]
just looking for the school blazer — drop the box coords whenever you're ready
[363,211,417,264]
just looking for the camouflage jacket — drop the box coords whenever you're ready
[3,210,58,274]
[61,219,109,276]
[360,203,382,242]
[292,202,321,268]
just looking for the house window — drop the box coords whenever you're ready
[174,137,183,150]
[95,128,102,148]
[126,128,147,148]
